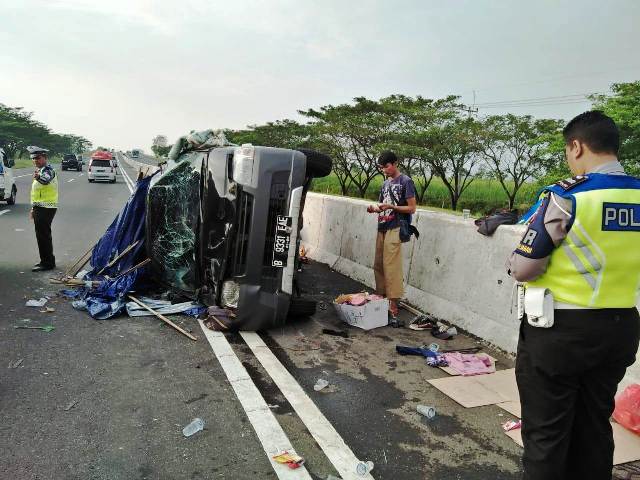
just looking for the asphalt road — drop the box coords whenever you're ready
[1,159,532,479]
[0,163,280,480]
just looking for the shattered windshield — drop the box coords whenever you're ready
[146,154,201,293]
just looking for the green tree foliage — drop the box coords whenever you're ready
[479,114,564,209]
[151,144,172,157]
[225,120,313,150]
[300,98,393,197]
[590,81,640,175]
[0,103,91,158]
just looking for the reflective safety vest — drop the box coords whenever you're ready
[527,174,640,308]
[31,167,59,208]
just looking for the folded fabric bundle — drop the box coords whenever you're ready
[442,352,495,376]
[335,292,385,306]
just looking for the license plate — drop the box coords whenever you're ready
[272,215,292,268]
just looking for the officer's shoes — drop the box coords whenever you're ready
[32,264,55,272]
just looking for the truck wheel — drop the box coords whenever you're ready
[287,297,317,318]
[7,186,16,205]
[298,149,333,178]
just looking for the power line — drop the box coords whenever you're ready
[475,92,600,109]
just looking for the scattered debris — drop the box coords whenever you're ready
[182,418,205,437]
[326,475,342,480]
[272,451,305,469]
[356,460,374,476]
[431,324,458,340]
[128,295,197,341]
[417,404,437,419]
[64,400,79,411]
[322,328,348,338]
[25,298,48,307]
[39,307,56,313]
[14,325,55,332]
[502,419,522,432]
[408,314,437,331]
[8,358,24,369]
[313,378,330,392]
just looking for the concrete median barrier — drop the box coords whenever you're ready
[301,192,640,389]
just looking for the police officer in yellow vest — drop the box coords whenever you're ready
[507,111,640,480]
[28,146,58,272]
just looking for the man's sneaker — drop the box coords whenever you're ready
[409,314,436,331]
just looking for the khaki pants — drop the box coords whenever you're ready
[374,228,404,299]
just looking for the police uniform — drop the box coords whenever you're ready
[28,146,58,271]
[507,161,640,480]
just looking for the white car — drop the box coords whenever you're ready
[0,147,17,204]
[88,157,117,183]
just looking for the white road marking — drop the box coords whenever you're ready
[15,228,25,232]
[240,332,375,480]
[120,165,134,193]
[198,321,313,480]
[0,209,10,216]
[67,178,75,183]
[14,174,31,179]
[79,173,84,177]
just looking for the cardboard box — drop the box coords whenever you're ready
[334,298,389,330]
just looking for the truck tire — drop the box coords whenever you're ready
[287,297,317,318]
[7,186,16,205]
[298,149,333,178]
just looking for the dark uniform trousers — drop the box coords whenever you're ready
[32,206,56,267]
[516,308,640,480]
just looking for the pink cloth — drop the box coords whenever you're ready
[443,353,495,376]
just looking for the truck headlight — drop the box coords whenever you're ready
[232,145,254,185]
[221,280,240,309]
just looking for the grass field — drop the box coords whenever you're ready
[311,174,542,215]
[12,155,62,170]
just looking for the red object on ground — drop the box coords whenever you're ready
[91,151,113,160]
[613,384,640,434]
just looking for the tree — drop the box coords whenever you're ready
[226,120,314,150]
[590,81,640,175]
[300,97,393,197]
[479,114,564,209]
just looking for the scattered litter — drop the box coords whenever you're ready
[335,292,383,306]
[125,298,205,317]
[39,307,56,313]
[182,418,205,437]
[502,419,522,432]
[335,295,389,331]
[272,451,305,469]
[72,300,87,311]
[64,400,79,411]
[14,325,55,332]
[26,298,48,307]
[431,324,458,340]
[322,328,349,338]
[356,460,374,476]
[396,345,448,367]
[314,379,330,392]
[267,404,279,409]
[8,358,24,369]
[417,404,437,419]
[428,343,440,352]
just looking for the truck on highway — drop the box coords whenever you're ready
[146,144,332,330]
[131,149,141,159]
[0,147,17,205]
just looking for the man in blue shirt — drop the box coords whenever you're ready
[367,151,417,318]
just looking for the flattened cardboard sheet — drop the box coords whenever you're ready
[428,374,510,408]
[505,422,640,466]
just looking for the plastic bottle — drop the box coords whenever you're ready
[356,460,374,475]
[182,418,205,437]
[417,405,436,419]
[314,379,329,391]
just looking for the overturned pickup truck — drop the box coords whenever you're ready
[145,145,332,330]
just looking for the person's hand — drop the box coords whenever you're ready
[33,169,40,180]
[378,203,395,212]
[367,205,380,214]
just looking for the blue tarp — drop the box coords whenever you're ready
[70,175,155,319]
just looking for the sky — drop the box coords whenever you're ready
[1,0,639,151]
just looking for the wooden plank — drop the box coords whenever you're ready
[128,295,197,341]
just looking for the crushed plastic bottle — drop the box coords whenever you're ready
[314,379,329,391]
[417,405,436,419]
[182,418,205,437]
[356,460,374,475]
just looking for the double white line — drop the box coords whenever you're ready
[119,163,135,193]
